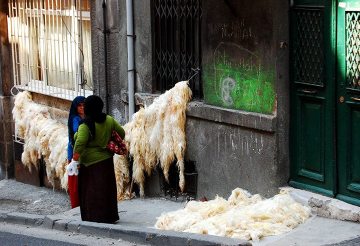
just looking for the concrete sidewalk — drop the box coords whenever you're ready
[0,198,249,245]
[0,179,360,245]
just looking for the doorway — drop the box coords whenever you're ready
[290,0,360,206]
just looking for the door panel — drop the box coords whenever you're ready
[299,97,325,180]
[290,0,336,196]
[337,1,360,205]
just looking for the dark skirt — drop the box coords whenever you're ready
[78,158,119,223]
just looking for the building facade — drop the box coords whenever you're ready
[1,0,359,205]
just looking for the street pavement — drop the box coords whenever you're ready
[0,179,359,246]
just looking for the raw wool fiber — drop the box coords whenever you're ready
[12,91,68,189]
[114,154,132,200]
[117,81,192,198]
[155,188,311,242]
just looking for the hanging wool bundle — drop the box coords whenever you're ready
[114,154,133,200]
[13,91,68,188]
[155,188,311,242]
[12,90,33,139]
[12,91,51,171]
[14,80,192,199]
[21,113,50,169]
[117,81,192,198]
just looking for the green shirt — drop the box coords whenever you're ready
[74,115,125,166]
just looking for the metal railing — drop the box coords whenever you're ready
[8,0,92,100]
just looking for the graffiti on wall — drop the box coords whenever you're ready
[203,10,276,115]
[203,42,275,114]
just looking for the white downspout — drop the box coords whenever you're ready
[126,0,135,120]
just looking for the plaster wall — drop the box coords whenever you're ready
[91,0,153,124]
[183,0,290,198]
[185,101,284,199]
[186,118,278,198]
[120,0,289,199]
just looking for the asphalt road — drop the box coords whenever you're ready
[0,231,83,246]
[325,237,360,246]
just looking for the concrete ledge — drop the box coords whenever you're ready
[6,212,44,226]
[309,197,360,222]
[43,214,79,230]
[286,187,360,222]
[62,220,250,246]
[52,218,77,231]
[66,220,82,232]
[143,228,250,246]
[0,210,8,222]
[187,101,275,132]
[129,92,276,133]
[43,216,54,229]
[77,221,113,237]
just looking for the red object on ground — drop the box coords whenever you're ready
[68,175,79,208]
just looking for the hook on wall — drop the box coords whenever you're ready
[10,86,20,96]
[187,67,200,81]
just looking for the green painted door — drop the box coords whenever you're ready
[336,0,360,206]
[290,0,337,197]
[291,0,360,206]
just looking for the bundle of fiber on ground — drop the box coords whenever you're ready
[12,91,68,189]
[116,81,192,199]
[155,188,311,241]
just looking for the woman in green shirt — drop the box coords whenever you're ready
[72,95,125,224]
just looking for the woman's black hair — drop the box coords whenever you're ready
[68,96,85,145]
[83,95,107,138]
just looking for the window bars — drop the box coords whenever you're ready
[293,8,324,87]
[8,0,92,100]
[153,0,202,98]
[346,11,360,91]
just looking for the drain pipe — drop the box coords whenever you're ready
[126,0,135,120]
[102,0,109,114]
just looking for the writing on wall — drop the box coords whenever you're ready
[208,20,255,43]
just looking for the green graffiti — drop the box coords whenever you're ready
[203,57,276,114]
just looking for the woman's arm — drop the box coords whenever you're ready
[72,116,82,132]
[73,123,90,161]
[113,118,125,139]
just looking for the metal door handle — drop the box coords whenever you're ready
[350,96,360,101]
[299,89,317,94]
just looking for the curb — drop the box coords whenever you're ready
[0,211,45,226]
[286,187,360,222]
[0,210,251,246]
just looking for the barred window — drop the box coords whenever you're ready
[153,0,202,98]
[8,0,92,100]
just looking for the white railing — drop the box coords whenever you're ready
[8,0,92,100]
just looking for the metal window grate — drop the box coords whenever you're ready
[153,0,202,97]
[293,8,324,86]
[8,0,92,100]
[346,11,360,91]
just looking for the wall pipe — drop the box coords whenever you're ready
[102,0,109,114]
[126,0,135,120]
